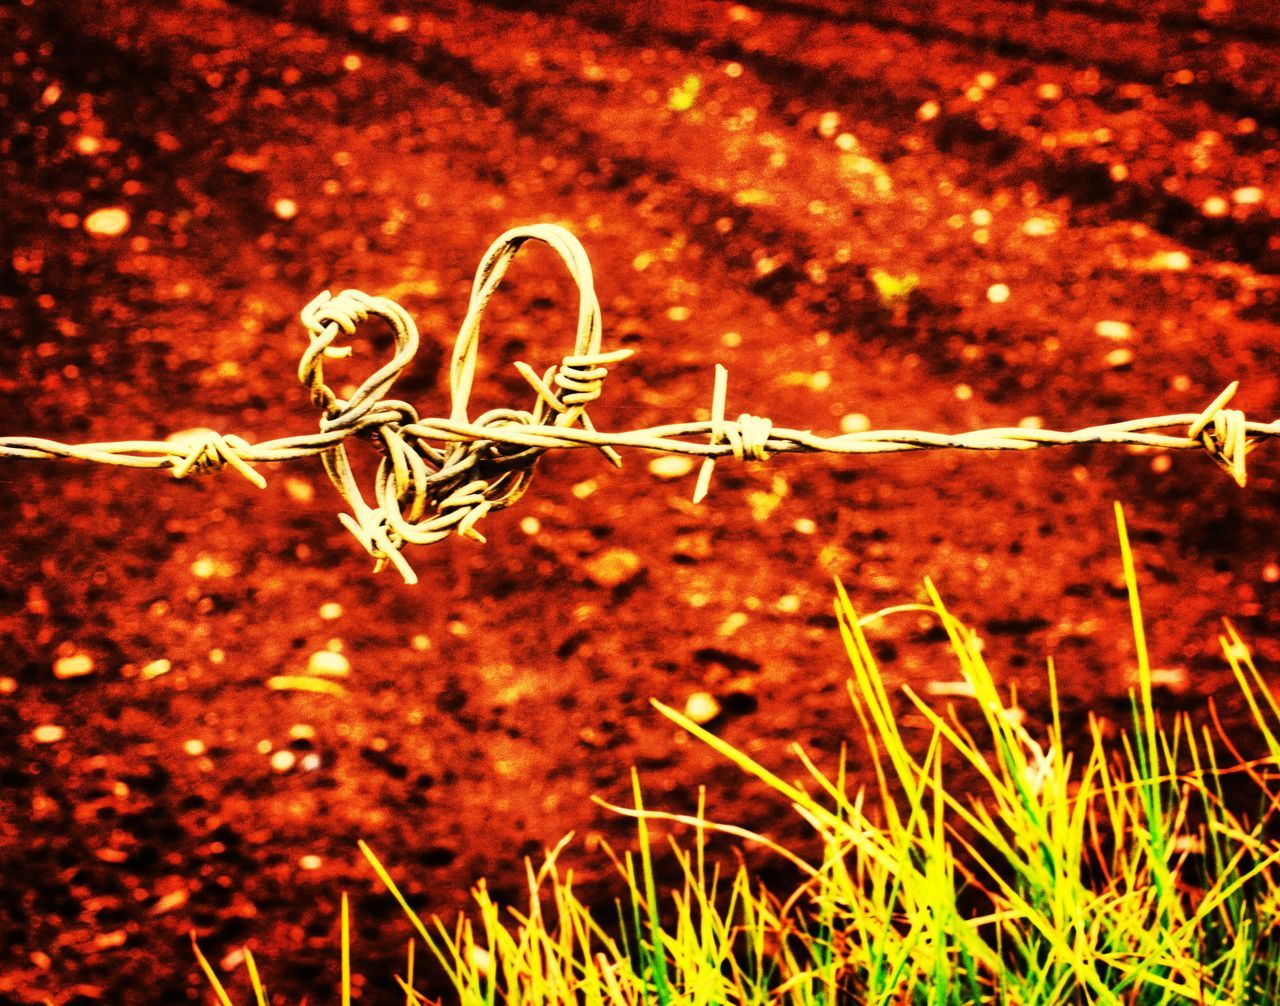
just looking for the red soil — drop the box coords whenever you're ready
[1,1,1278,1002]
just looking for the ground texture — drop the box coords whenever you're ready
[1,0,1279,1002]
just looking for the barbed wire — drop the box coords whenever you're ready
[2,223,1276,585]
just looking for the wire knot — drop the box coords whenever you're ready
[302,224,625,583]
[168,429,266,489]
[1188,382,1254,488]
[731,414,774,462]
[301,289,371,343]
[691,365,775,503]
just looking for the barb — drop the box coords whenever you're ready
[1,224,1276,584]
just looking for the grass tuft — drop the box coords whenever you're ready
[198,508,1280,1003]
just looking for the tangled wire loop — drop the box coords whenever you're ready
[1,223,1277,585]
[293,223,633,584]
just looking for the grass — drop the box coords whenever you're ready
[200,503,1280,1004]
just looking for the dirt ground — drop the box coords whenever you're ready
[1,0,1278,1002]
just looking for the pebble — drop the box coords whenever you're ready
[1105,347,1135,368]
[583,548,644,588]
[986,283,1011,304]
[53,652,94,679]
[1201,195,1230,218]
[684,691,722,725]
[273,197,299,220]
[1148,667,1189,693]
[1233,186,1263,206]
[648,455,696,480]
[83,207,130,237]
[270,749,297,773]
[924,680,977,698]
[183,738,206,757]
[298,854,322,870]
[289,723,316,741]
[284,477,315,503]
[318,602,343,621]
[32,724,66,744]
[840,413,871,434]
[141,658,172,680]
[794,518,817,535]
[1093,320,1132,340]
[307,650,350,677]
[1150,250,1190,271]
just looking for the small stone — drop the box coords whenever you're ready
[1202,195,1230,218]
[307,650,350,677]
[986,283,1011,304]
[840,413,871,434]
[648,455,696,480]
[284,477,315,503]
[1094,320,1132,340]
[84,207,130,237]
[300,753,322,772]
[141,658,172,680]
[32,724,66,744]
[0,677,15,694]
[1150,250,1190,271]
[289,723,316,741]
[916,99,940,122]
[1105,347,1135,368]
[183,738,207,757]
[298,854,322,870]
[794,518,817,535]
[684,691,722,725]
[519,516,541,535]
[273,197,299,220]
[54,652,94,679]
[925,680,977,698]
[1148,667,1189,693]
[318,602,343,621]
[1021,215,1059,237]
[1232,186,1263,206]
[270,749,297,773]
[583,548,643,588]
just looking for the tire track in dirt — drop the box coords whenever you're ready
[217,0,1280,439]
[753,0,1280,127]
[476,0,1280,278]
[1045,0,1279,43]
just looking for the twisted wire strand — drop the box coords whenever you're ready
[1,224,1276,584]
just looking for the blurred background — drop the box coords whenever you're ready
[1,0,1278,1001]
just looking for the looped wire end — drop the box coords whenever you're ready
[168,429,266,489]
[1188,382,1251,487]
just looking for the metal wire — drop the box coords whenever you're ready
[2,223,1276,584]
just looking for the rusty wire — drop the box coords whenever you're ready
[2,223,1276,584]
